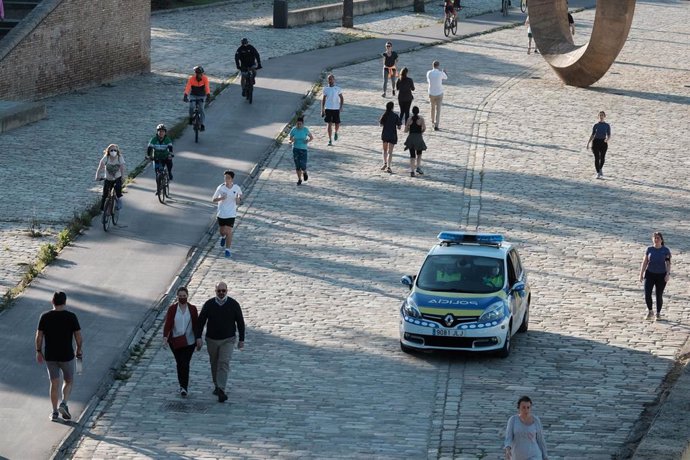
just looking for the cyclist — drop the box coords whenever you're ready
[147,124,174,183]
[234,38,262,97]
[183,66,211,131]
[95,144,126,211]
[444,0,457,24]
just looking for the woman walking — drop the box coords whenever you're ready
[94,144,126,211]
[163,286,201,397]
[404,106,427,177]
[586,111,611,179]
[381,41,399,97]
[396,67,415,125]
[288,116,314,185]
[639,231,672,320]
[379,101,401,173]
[504,396,549,460]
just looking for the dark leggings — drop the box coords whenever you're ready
[399,100,412,124]
[101,177,123,210]
[171,344,195,390]
[644,271,667,313]
[409,149,423,159]
[592,138,608,172]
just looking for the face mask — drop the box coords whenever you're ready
[178,297,188,305]
[109,150,117,157]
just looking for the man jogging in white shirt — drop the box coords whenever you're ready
[426,61,448,131]
[212,170,243,258]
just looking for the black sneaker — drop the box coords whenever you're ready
[58,402,71,420]
[180,387,188,397]
[416,167,424,175]
[297,179,302,186]
[212,387,220,396]
[200,124,205,132]
[242,90,246,97]
[50,410,59,421]
[217,389,228,403]
[303,171,308,182]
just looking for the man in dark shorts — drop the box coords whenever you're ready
[212,170,243,258]
[320,74,344,146]
[35,291,82,421]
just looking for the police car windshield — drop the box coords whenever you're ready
[416,255,505,294]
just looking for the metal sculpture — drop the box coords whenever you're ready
[528,0,636,87]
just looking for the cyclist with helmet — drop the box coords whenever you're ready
[183,66,211,131]
[234,38,262,97]
[147,124,174,182]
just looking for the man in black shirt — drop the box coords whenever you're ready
[35,291,82,421]
[235,38,262,98]
[196,281,245,402]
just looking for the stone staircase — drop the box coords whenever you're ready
[0,1,42,40]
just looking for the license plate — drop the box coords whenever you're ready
[433,329,464,337]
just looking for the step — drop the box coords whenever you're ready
[0,100,47,133]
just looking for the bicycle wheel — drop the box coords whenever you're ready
[443,18,451,37]
[194,123,199,143]
[112,199,120,225]
[102,199,112,231]
[156,175,166,204]
[247,81,253,104]
[451,18,458,35]
[521,0,527,13]
[164,176,170,199]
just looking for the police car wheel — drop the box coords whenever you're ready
[400,342,415,354]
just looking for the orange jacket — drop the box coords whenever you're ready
[184,75,210,97]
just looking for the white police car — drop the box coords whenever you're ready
[399,232,530,358]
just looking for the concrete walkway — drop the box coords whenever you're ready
[2,0,690,459]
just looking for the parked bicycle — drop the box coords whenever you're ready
[521,0,527,13]
[98,179,120,231]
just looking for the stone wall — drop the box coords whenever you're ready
[0,0,150,100]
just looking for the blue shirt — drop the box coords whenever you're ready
[646,246,671,274]
[289,126,311,150]
[592,121,610,139]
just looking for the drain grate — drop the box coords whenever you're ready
[161,401,215,413]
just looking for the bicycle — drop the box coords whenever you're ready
[99,179,120,231]
[443,14,458,37]
[520,0,527,13]
[501,0,509,16]
[147,157,171,204]
[240,65,261,104]
[191,99,203,143]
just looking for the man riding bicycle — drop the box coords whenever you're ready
[234,38,262,97]
[444,0,457,23]
[147,124,174,182]
[183,66,211,131]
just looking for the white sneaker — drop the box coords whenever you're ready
[599,169,604,178]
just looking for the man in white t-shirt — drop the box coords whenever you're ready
[426,61,448,131]
[212,170,243,258]
[320,74,344,146]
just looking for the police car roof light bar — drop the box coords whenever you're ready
[437,231,504,246]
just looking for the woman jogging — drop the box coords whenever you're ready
[404,106,427,177]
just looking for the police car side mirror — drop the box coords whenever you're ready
[510,281,525,294]
[401,275,415,289]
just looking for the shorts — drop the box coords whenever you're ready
[528,32,533,38]
[293,148,308,171]
[46,360,75,381]
[217,217,236,227]
[324,109,340,124]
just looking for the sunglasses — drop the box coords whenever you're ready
[216,289,227,293]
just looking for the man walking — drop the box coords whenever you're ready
[426,61,448,131]
[196,281,245,403]
[35,291,82,421]
[212,170,242,258]
[321,74,344,146]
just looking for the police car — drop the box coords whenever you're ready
[399,232,530,358]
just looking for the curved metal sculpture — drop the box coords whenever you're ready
[529,0,636,87]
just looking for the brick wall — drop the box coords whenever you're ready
[0,0,150,100]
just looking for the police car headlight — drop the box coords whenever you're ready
[403,297,422,319]
[479,302,506,323]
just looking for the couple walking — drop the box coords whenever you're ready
[163,282,245,403]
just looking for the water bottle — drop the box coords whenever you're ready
[76,357,83,375]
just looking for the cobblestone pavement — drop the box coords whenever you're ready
[68,2,690,459]
[0,0,496,299]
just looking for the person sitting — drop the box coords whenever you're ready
[444,0,457,23]
[483,265,504,289]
